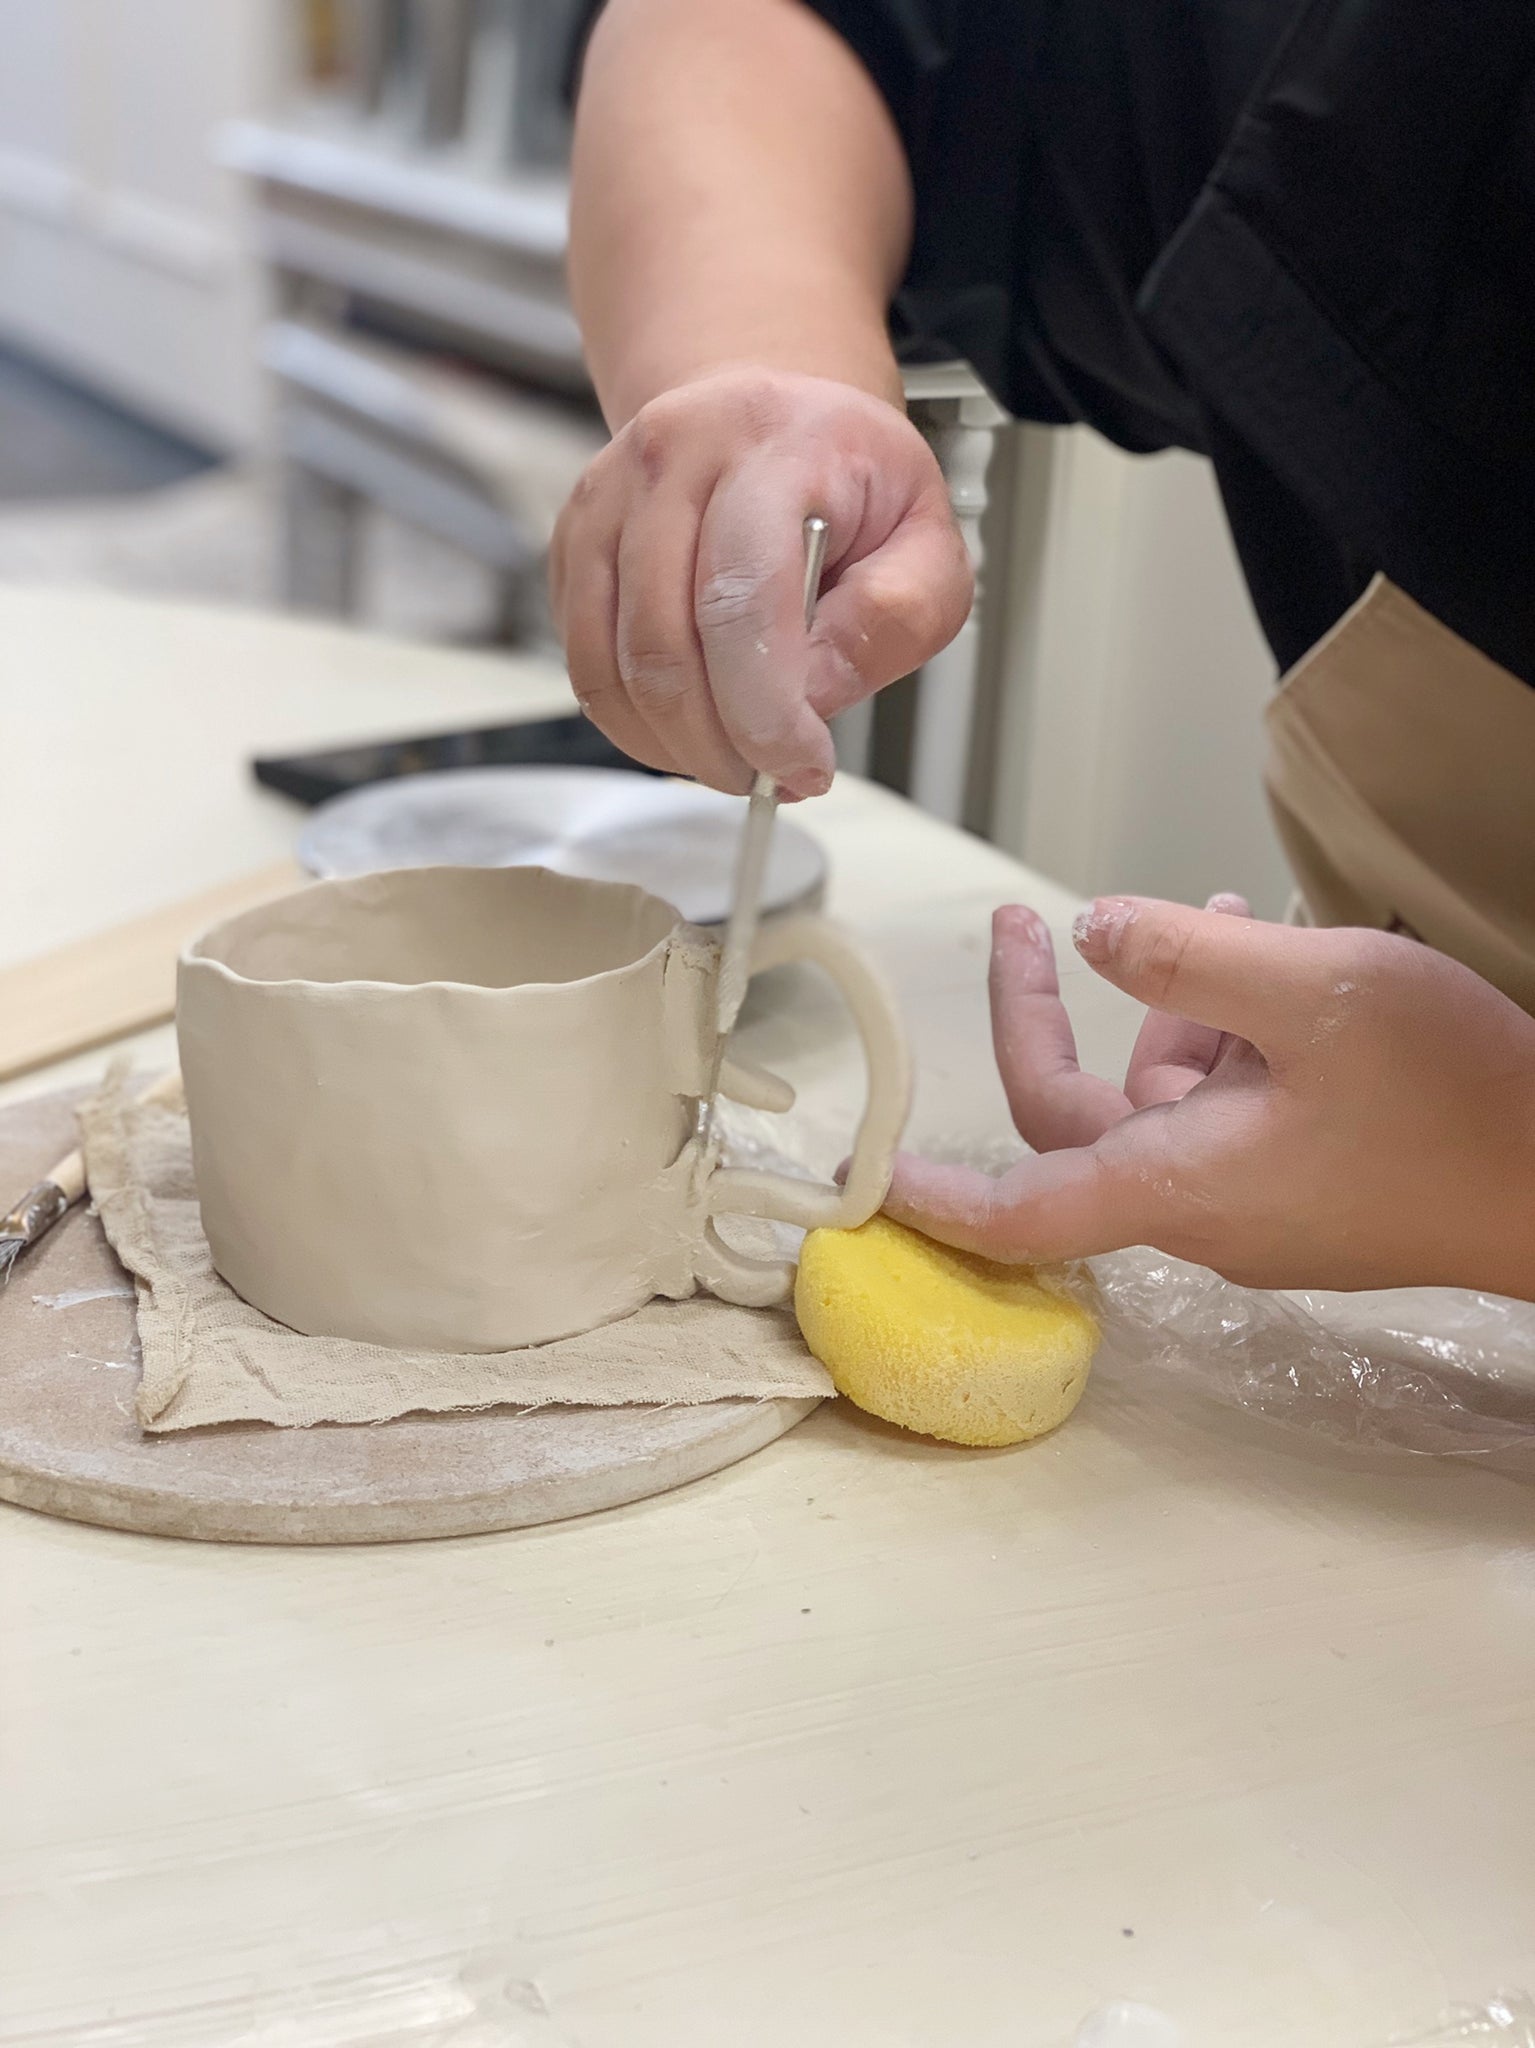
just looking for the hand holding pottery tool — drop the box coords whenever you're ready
[551,369,972,798]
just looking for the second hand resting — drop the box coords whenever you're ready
[883,895,1535,1303]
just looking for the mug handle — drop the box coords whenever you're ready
[693,914,912,1308]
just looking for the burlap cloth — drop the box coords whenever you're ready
[79,1073,834,1434]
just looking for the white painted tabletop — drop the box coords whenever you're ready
[1,587,1532,2048]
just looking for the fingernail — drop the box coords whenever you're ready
[1072,896,1138,962]
[799,766,833,799]
[1205,891,1249,917]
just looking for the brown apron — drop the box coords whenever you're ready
[1265,575,1535,1014]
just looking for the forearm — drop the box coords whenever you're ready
[569,0,912,427]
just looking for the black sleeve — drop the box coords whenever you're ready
[561,2,601,103]
[792,1,955,166]
[562,2,954,161]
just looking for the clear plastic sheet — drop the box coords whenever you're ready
[721,1104,1535,1460]
[29,1954,576,2048]
[1071,2001,1184,2045]
[1385,1995,1535,2045]
[1059,1249,1535,1459]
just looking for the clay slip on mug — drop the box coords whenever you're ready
[177,865,911,1352]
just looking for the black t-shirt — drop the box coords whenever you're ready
[571,1,1535,685]
[799,0,1535,684]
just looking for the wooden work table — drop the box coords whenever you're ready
[1,587,1531,2046]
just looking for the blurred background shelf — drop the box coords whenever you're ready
[0,0,270,449]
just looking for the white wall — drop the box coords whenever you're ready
[989,425,1294,917]
[0,0,274,448]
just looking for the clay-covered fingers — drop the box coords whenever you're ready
[552,505,685,776]
[882,1146,1137,1265]
[1072,895,1342,1059]
[693,460,841,797]
[552,369,974,794]
[1122,891,1251,1108]
[988,905,1132,1150]
[689,390,970,787]
[615,483,754,793]
[802,486,974,722]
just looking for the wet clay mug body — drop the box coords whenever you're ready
[177,865,910,1352]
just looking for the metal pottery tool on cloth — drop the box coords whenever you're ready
[695,514,830,1177]
[0,1070,182,1283]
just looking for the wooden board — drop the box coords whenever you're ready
[0,861,307,1083]
[0,1091,817,1544]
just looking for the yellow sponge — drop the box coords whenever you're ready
[795,1213,1099,1447]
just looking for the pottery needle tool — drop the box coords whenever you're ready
[0,1071,181,1284]
[695,513,830,1180]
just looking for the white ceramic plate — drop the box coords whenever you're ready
[297,767,828,927]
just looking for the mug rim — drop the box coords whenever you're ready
[180,863,690,999]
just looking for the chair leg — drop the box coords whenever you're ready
[279,462,362,616]
[908,404,997,822]
[486,556,550,646]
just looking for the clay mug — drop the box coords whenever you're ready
[177,865,911,1352]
